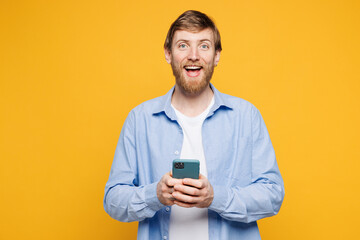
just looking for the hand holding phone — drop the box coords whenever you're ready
[172,173,214,208]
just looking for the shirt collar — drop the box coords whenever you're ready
[152,83,233,120]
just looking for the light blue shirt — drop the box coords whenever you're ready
[104,84,284,240]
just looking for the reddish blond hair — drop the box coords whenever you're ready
[164,10,222,52]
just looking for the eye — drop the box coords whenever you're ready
[179,43,187,49]
[200,44,209,49]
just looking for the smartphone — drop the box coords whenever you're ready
[172,159,200,179]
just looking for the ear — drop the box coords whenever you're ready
[214,50,221,66]
[164,48,172,64]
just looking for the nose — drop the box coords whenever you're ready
[187,46,200,61]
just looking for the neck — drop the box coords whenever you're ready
[171,84,214,117]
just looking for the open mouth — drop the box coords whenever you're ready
[184,65,203,77]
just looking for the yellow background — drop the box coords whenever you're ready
[1,0,359,239]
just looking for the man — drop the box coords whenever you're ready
[104,10,284,240]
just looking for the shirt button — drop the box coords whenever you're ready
[174,150,179,155]
[165,207,170,212]
[163,236,167,240]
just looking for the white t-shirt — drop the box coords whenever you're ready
[169,97,214,240]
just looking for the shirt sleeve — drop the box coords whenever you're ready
[209,106,285,223]
[103,111,165,222]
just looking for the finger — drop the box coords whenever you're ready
[172,191,201,203]
[166,186,177,195]
[164,173,175,187]
[164,172,183,187]
[173,184,200,196]
[199,174,206,180]
[165,193,175,201]
[182,178,204,189]
[174,200,196,208]
[169,179,183,187]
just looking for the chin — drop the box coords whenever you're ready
[177,77,210,95]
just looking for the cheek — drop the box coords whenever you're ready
[201,53,216,64]
[204,59,215,68]
[172,51,187,62]
[172,57,184,66]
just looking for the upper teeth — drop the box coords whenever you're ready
[185,66,201,70]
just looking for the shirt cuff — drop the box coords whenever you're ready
[208,185,229,213]
[144,181,165,212]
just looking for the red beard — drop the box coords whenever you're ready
[171,59,215,95]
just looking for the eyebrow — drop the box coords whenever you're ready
[175,39,212,44]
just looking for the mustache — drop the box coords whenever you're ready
[182,61,204,68]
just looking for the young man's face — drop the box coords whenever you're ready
[165,28,220,95]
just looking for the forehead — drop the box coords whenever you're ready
[172,28,214,44]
